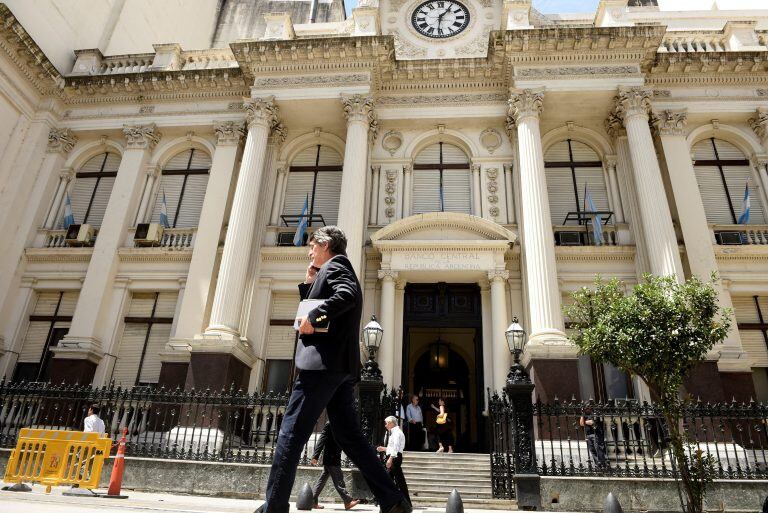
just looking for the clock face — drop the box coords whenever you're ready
[411,0,470,39]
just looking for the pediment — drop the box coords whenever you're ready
[371,212,516,242]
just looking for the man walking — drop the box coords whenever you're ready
[310,421,360,509]
[377,416,411,506]
[258,226,409,513]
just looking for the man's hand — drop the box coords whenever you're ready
[311,458,319,466]
[386,457,393,469]
[376,446,385,453]
[298,316,315,335]
[409,419,416,424]
[305,264,319,284]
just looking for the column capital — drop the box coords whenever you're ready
[341,94,377,129]
[378,269,399,282]
[270,122,288,146]
[605,111,626,139]
[750,154,768,168]
[488,270,510,283]
[59,166,75,181]
[652,109,688,137]
[403,163,413,174]
[748,107,768,143]
[612,87,652,122]
[244,97,279,130]
[145,164,161,178]
[214,120,246,146]
[471,163,481,173]
[123,123,161,150]
[507,89,544,126]
[47,128,78,154]
[605,155,618,169]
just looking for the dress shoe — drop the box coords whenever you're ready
[382,500,413,513]
[254,504,265,513]
[345,499,360,510]
[313,504,324,509]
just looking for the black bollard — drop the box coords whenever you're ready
[1,482,32,492]
[296,482,315,511]
[761,494,767,513]
[446,488,464,513]
[604,492,623,513]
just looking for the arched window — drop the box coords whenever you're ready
[544,139,610,226]
[412,142,471,214]
[150,149,211,228]
[282,145,343,226]
[692,138,765,225]
[59,152,121,228]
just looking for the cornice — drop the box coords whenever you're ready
[647,52,768,87]
[714,245,768,263]
[555,245,636,263]
[24,248,93,263]
[117,248,193,263]
[260,246,309,263]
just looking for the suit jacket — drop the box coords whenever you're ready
[295,254,362,376]
[311,422,342,467]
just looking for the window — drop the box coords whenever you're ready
[58,152,121,228]
[263,359,292,394]
[13,291,78,382]
[412,142,471,214]
[111,292,176,387]
[282,145,343,226]
[150,149,211,228]
[544,139,610,226]
[692,138,765,225]
[732,296,768,369]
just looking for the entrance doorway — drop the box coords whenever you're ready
[402,283,485,452]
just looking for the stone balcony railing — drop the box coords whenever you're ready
[124,227,197,249]
[712,224,768,246]
[659,34,727,53]
[553,224,619,247]
[72,46,238,76]
[40,228,98,248]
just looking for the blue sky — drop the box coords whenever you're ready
[343,0,601,15]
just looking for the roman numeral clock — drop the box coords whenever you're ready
[411,0,470,38]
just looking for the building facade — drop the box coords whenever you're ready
[1,0,768,451]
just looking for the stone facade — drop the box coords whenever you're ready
[1,0,768,416]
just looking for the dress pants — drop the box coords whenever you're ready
[387,453,411,506]
[263,371,404,513]
[312,465,353,505]
[406,422,424,451]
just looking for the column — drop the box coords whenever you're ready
[504,163,515,224]
[269,166,287,225]
[604,156,624,223]
[393,280,405,389]
[377,270,397,386]
[471,163,482,216]
[479,280,494,404]
[612,87,683,279]
[338,94,376,275]
[402,164,412,218]
[369,165,381,225]
[205,98,278,338]
[133,164,160,225]
[489,270,511,392]
[44,166,75,228]
[507,89,567,347]
[655,109,750,375]
[58,124,160,378]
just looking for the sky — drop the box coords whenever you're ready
[343,0,602,16]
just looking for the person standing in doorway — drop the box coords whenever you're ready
[258,226,409,513]
[405,395,424,451]
[430,398,453,453]
[377,416,411,506]
[310,421,360,510]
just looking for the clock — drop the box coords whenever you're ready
[411,0,471,39]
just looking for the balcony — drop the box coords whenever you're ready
[125,227,197,249]
[40,228,98,248]
[713,225,768,246]
[554,211,618,247]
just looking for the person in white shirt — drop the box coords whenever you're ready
[405,395,424,451]
[84,405,105,435]
[376,416,410,506]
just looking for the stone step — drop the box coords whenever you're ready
[403,452,488,460]
[411,497,517,510]
[403,469,490,479]
[405,476,490,485]
[402,464,490,472]
[411,489,494,500]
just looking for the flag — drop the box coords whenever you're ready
[583,183,604,245]
[293,194,309,246]
[159,189,170,228]
[62,192,75,229]
[738,179,750,225]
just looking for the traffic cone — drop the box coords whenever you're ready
[102,428,129,499]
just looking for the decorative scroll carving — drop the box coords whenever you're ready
[382,130,403,155]
[271,122,288,145]
[487,270,509,282]
[652,109,688,137]
[605,111,625,139]
[384,169,398,219]
[47,128,77,154]
[515,65,637,78]
[254,74,369,88]
[341,94,377,138]
[244,97,279,129]
[486,167,500,219]
[749,108,768,142]
[480,128,502,154]
[378,269,399,281]
[214,120,246,146]
[507,89,544,125]
[612,87,652,121]
[123,123,161,149]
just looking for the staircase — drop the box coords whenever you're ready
[401,451,516,510]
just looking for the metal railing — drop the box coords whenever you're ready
[0,381,391,466]
[553,225,618,246]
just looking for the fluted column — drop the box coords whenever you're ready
[369,165,381,225]
[337,94,376,275]
[378,270,398,386]
[44,166,75,228]
[604,156,624,223]
[402,164,413,217]
[471,163,482,216]
[205,98,278,337]
[269,166,287,226]
[507,89,567,346]
[612,87,682,279]
[489,270,511,391]
[134,164,160,224]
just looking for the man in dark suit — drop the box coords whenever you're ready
[259,226,409,513]
[310,421,359,509]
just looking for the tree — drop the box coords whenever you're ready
[564,274,730,513]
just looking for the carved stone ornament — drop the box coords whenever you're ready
[59,166,75,181]
[605,111,625,139]
[480,128,502,154]
[487,270,509,282]
[47,128,78,154]
[384,169,398,219]
[378,269,399,281]
[486,167,500,218]
[508,89,544,125]
[341,94,376,127]
[382,130,403,155]
[613,87,652,121]
[214,120,246,146]
[244,97,279,130]
[749,108,768,142]
[123,123,161,149]
[271,122,288,146]
[652,109,688,137]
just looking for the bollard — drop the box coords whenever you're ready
[296,482,314,510]
[446,488,464,513]
[604,492,623,513]
[1,482,32,492]
[102,428,129,499]
[762,494,767,513]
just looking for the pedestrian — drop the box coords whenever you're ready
[310,421,360,510]
[430,398,453,453]
[257,226,409,513]
[84,404,105,435]
[580,405,607,468]
[377,416,411,506]
[405,395,424,451]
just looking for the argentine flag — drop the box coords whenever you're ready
[159,189,170,228]
[293,194,309,246]
[584,184,604,245]
[738,180,750,225]
[62,192,75,229]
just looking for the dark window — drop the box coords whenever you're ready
[263,359,292,393]
[12,292,72,382]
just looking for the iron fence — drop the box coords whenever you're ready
[488,393,768,498]
[0,380,391,467]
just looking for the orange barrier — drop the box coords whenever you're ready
[104,427,128,499]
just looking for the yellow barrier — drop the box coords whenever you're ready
[3,428,112,493]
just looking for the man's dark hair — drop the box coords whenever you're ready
[89,404,100,415]
[309,225,347,256]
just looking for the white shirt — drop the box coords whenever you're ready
[385,425,406,457]
[406,404,423,423]
[84,414,105,435]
